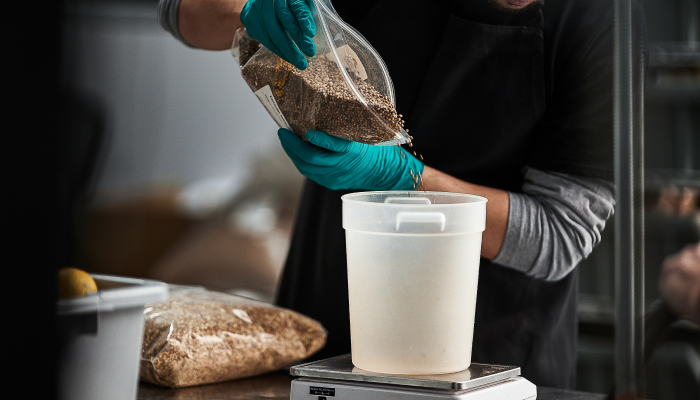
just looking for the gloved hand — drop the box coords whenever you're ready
[278,129,424,191]
[240,0,316,70]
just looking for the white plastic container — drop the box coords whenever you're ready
[57,274,169,400]
[342,191,487,375]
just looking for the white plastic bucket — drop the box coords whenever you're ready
[342,191,487,375]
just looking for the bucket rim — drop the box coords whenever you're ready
[341,191,488,206]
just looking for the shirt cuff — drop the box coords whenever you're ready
[158,0,193,47]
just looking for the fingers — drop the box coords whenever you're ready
[263,0,308,69]
[253,24,287,65]
[304,130,354,153]
[242,0,315,69]
[277,8,316,57]
[278,129,340,167]
[278,0,316,57]
[242,1,293,67]
[279,133,312,169]
[288,0,316,37]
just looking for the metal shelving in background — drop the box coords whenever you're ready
[577,0,700,398]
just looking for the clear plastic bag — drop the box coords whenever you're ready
[139,287,327,387]
[231,0,410,146]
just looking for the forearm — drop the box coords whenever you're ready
[421,166,615,282]
[178,0,247,49]
[421,166,509,260]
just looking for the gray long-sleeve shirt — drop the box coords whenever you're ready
[157,0,616,282]
[493,167,615,281]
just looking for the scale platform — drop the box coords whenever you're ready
[290,354,536,400]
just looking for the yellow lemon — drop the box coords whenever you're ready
[58,267,98,299]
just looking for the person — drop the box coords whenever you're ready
[660,241,700,324]
[158,0,647,389]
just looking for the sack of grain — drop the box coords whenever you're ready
[231,0,410,146]
[139,287,326,388]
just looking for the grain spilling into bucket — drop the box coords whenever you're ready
[401,135,425,191]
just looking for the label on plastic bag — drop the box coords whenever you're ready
[253,85,292,130]
[325,45,367,81]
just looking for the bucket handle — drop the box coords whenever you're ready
[396,212,446,232]
[384,197,431,205]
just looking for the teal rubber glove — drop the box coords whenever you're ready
[240,0,316,70]
[278,129,425,191]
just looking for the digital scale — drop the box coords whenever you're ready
[290,354,537,400]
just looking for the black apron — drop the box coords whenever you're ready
[277,0,578,389]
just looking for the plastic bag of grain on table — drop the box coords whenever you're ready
[231,0,410,146]
[139,287,327,387]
